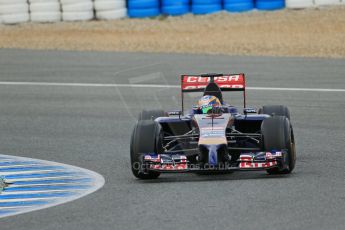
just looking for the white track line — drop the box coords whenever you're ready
[0,206,35,210]
[0,197,54,203]
[9,182,91,188]
[246,87,345,92]
[4,176,89,183]
[0,81,344,92]
[0,164,44,169]
[1,189,84,195]
[0,170,63,176]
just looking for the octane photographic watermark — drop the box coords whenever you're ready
[132,161,233,172]
[114,71,178,120]
[113,66,202,120]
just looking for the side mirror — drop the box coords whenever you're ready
[243,108,257,114]
[168,111,182,116]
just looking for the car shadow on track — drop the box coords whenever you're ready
[137,171,292,184]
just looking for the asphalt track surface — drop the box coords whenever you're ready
[0,49,344,230]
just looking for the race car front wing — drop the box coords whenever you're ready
[140,150,289,173]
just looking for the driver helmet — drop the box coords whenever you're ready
[198,95,221,114]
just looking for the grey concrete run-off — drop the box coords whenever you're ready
[0,49,344,230]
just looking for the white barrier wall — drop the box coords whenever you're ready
[314,0,341,6]
[94,0,127,20]
[286,0,314,8]
[1,0,129,24]
[61,0,94,21]
[0,0,29,24]
[29,0,62,23]
[287,0,343,8]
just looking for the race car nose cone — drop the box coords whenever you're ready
[206,145,219,166]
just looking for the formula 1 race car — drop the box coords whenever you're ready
[130,73,296,179]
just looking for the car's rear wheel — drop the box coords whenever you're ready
[260,105,290,120]
[130,120,163,179]
[261,116,296,174]
[138,109,167,121]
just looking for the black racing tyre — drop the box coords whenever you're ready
[260,105,291,120]
[261,116,296,174]
[138,109,167,121]
[130,120,163,179]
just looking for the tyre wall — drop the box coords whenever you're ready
[95,0,127,20]
[162,0,190,16]
[128,0,160,18]
[256,0,285,10]
[0,0,30,24]
[224,0,255,13]
[0,0,344,24]
[192,0,222,15]
[29,0,61,23]
[61,0,94,22]
[286,0,342,8]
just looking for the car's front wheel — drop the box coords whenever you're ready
[261,116,296,174]
[130,120,163,179]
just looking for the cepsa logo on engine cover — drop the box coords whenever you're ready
[182,75,244,90]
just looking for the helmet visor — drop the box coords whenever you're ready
[201,105,213,114]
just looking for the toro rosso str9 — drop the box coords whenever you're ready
[130,73,296,179]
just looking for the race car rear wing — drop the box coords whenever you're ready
[180,73,246,113]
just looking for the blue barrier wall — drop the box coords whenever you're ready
[192,0,222,15]
[162,0,190,16]
[125,0,340,18]
[128,0,160,18]
[223,0,254,12]
[255,0,285,10]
